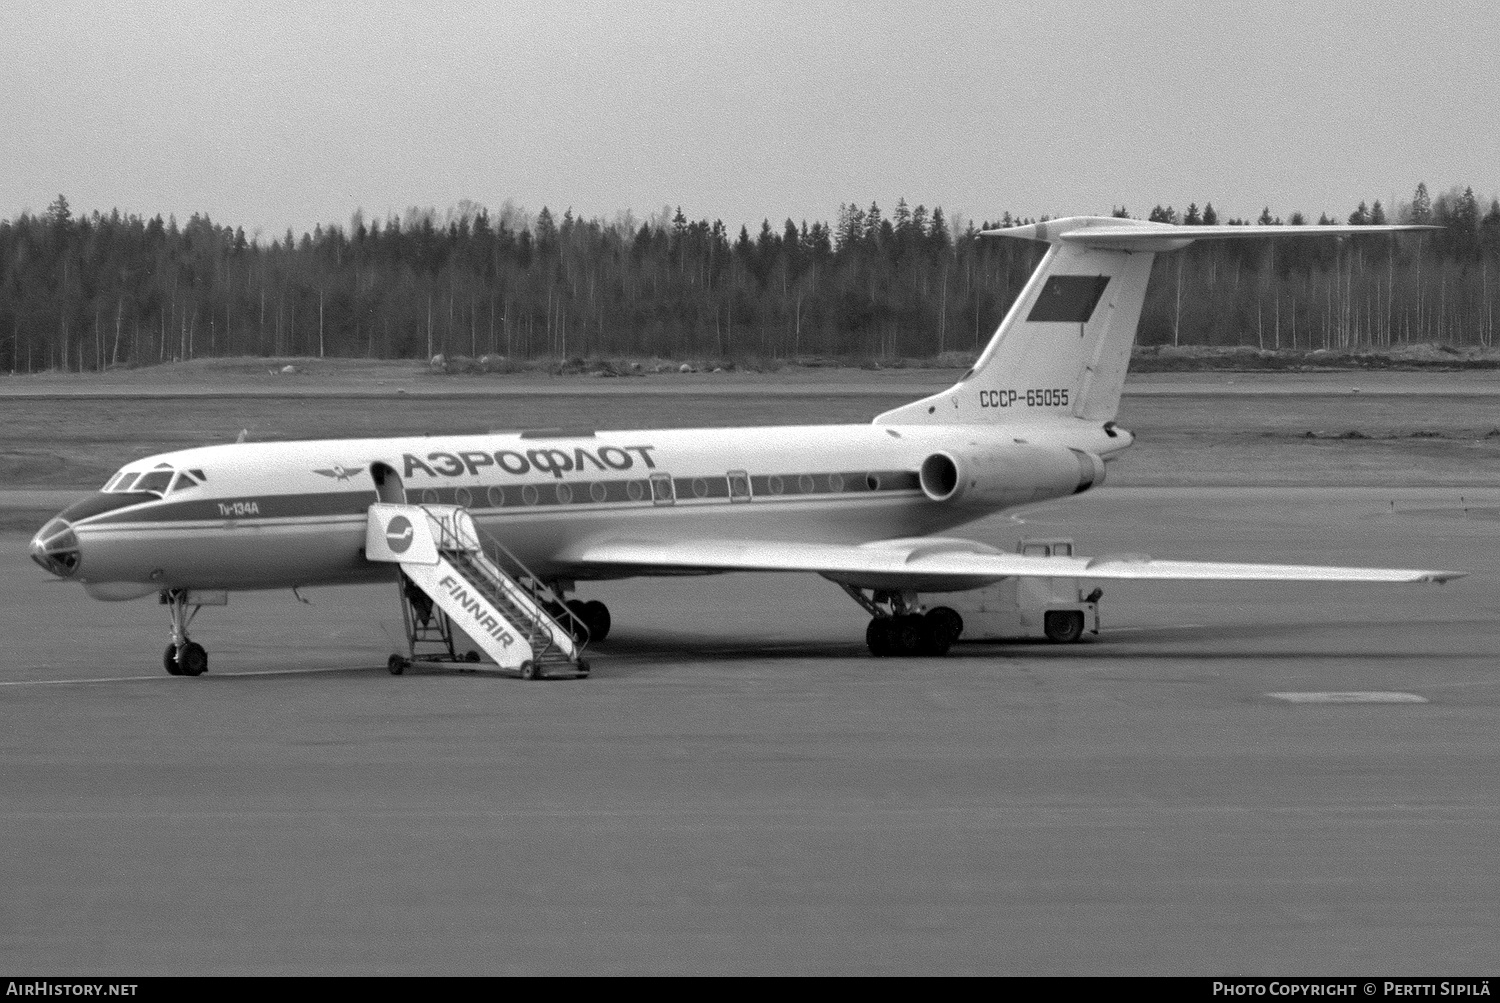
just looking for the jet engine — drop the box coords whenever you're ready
[919,444,1104,507]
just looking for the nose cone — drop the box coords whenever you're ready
[30,517,80,578]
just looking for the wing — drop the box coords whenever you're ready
[559,536,1463,592]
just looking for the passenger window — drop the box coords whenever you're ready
[1054,543,1072,557]
[1022,544,1049,557]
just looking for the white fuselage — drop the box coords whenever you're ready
[31,417,1129,595]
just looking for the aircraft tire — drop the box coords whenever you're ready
[1043,610,1085,644]
[865,617,892,656]
[163,643,184,676]
[387,654,407,675]
[564,600,591,643]
[582,600,611,642]
[923,607,963,655]
[891,615,926,656]
[178,642,208,676]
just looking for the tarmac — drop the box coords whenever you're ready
[3,486,1497,974]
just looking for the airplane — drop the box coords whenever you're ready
[28,215,1461,679]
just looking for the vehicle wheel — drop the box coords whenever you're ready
[575,659,590,677]
[519,660,538,680]
[865,617,892,656]
[465,650,481,663]
[563,599,591,643]
[163,643,183,676]
[891,615,926,656]
[178,641,208,676]
[387,654,407,675]
[1043,610,1085,643]
[923,607,963,655]
[582,600,611,642]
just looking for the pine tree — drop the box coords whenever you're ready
[1409,182,1432,224]
[46,194,71,226]
[864,202,883,246]
[927,207,950,251]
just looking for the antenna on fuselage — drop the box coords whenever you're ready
[235,429,249,443]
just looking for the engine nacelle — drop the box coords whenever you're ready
[919,444,1104,507]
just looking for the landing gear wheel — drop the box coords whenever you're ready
[564,600,591,643]
[177,642,208,676]
[387,654,407,675]
[866,617,893,656]
[519,660,539,681]
[163,643,184,676]
[923,607,963,656]
[582,600,611,642]
[891,614,926,656]
[1044,610,1085,643]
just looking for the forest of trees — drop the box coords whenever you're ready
[2,183,1498,373]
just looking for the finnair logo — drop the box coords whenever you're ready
[385,515,414,554]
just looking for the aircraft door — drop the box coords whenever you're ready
[371,463,406,504]
[650,472,675,505]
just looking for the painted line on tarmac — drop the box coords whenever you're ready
[0,665,378,687]
[1266,691,1428,704]
[1108,624,1207,632]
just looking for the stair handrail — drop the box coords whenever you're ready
[417,504,590,655]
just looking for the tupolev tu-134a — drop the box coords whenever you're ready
[29,217,1462,678]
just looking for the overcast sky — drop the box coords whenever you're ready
[4,1,1496,237]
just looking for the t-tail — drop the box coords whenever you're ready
[875,216,1435,427]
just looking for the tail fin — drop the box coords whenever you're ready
[874,216,1435,426]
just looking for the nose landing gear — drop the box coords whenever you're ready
[164,641,208,676]
[160,589,210,676]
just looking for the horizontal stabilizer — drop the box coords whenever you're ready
[982,216,1440,252]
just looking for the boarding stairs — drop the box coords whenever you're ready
[365,502,588,679]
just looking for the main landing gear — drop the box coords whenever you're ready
[546,596,612,644]
[160,588,208,676]
[841,585,964,657]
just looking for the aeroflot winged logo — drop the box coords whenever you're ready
[385,515,414,554]
[314,465,366,482]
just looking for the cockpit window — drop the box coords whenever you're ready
[133,469,175,495]
[168,471,201,493]
[103,471,132,492]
